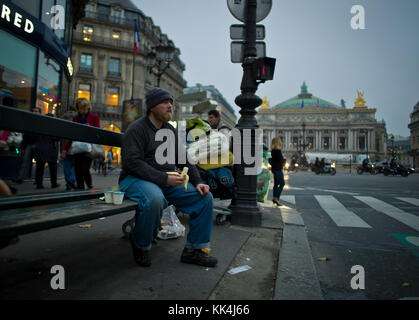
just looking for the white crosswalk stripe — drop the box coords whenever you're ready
[314,195,372,228]
[396,197,419,207]
[354,196,419,232]
[281,194,419,231]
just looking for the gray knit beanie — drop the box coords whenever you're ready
[146,87,173,110]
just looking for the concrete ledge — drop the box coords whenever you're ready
[274,224,323,300]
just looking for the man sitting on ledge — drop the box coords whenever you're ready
[119,87,218,268]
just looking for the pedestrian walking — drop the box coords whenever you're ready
[107,149,113,170]
[62,98,101,189]
[60,108,77,190]
[270,137,285,206]
[34,114,60,189]
[13,107,42,184]
[119,87,217,268]
[98,156,106,176]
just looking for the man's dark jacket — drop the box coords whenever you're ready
[119,116,204,187]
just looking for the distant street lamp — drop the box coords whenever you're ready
[390,134,395,158]
[147,42,176,87]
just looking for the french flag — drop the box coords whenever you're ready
[134,21,140,55]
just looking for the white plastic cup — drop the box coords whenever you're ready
[112,191,125,205]
[104,191,113,204]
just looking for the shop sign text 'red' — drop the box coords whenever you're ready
[1,3,34,33]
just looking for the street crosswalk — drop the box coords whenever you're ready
[314,195,372,228]
[279,195,419,232]
[354,196,419,232]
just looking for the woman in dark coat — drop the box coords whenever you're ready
[34,115,60,189]
[270,137,285,206]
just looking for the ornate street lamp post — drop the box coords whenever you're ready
[229,0,262,227]
[227,0,275,227]
[147,42,176,87]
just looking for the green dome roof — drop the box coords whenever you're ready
[271,82,344,111]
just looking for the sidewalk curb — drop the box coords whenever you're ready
[208,202,283,300]
[274,205,323,300]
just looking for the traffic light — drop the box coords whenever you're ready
[253,57,276,81]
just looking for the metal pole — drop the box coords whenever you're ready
[131,20,136,100]
[230,0,262,227]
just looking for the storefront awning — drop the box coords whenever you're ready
[0,0,72,79]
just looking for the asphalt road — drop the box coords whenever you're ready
[274,170,419,300]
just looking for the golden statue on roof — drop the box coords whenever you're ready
[260,96,270,109]
[354,90,367,107]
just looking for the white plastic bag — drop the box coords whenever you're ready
[7,132,23,145]
[157,205,185,240]
[68,141,92,155]
[187,131,229,163]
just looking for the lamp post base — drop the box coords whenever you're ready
[229,201,262,227]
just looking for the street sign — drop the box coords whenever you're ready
[230,24,265,40]
[231,41,266,63]
[227,0,273,23]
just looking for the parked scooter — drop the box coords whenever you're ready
[356,163,377,175]
[314,160,336,175]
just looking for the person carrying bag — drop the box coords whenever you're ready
[62,98,101,189]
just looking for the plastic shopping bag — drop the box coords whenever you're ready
[68,141,92,155]
[157,205,186,240]
[187,131,229,164]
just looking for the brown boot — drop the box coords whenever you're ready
[180,248,218,267]
[129,234,151,267]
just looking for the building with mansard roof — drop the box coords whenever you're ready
[69,0,188,163]
[177,84,237,129]
[256,82,388,163]
[70,0,187,129]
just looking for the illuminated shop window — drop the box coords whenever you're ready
[36,51,60,115]
[78,83,91,100]
[323,137,329,150]
[339,137,346,150]
[307,137,314,150]
[112,31,120,39]
[83,25,94,42]
[0,29,36,111]
[292,137,298,148]
[107,87,119,107]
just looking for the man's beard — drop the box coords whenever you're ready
[155,110,172,123]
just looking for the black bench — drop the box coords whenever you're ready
[0,105,137,249]
[0,190,137,248]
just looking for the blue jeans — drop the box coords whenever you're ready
[62,155,75,189]
[272,170,285,199]
[120,176,214,251]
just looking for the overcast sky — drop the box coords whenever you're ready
[134,0,419,137]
